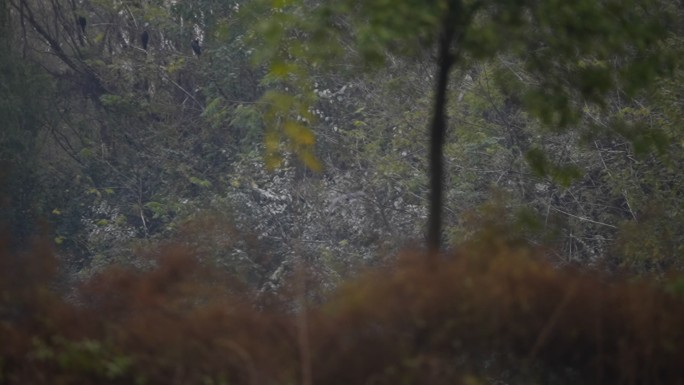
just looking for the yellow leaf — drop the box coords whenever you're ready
[269,61,291,77]
[298,128,315,146]
[265,153,283,170]
[283,120,302,137]
[283,121,316,146]
[300,151,322,172]
[265,131,280,151]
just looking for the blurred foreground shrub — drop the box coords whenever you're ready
[1,233,683,384]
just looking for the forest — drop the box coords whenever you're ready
[2,0,684,383]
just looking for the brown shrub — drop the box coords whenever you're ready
[313,240,684,384]
[1,234,684,385]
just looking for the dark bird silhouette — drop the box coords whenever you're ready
[141,30,149,50]
[191,39,201,57]
[77,16,87,34]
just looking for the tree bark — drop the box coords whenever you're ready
[427,13,459,254]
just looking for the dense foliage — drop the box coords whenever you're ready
[2,236,684,384]
[2,0,684,284]
[2,0,684,381]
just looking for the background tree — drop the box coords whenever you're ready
[249,0,678,254]
[3,0,684,292]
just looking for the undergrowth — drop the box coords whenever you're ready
[1,233,683,384]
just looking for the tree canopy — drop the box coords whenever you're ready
[1,0,684,282]
[251,0,680,251]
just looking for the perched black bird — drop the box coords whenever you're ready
[77,16,87,34]
[191,39,201,57]
[141,30,149,50]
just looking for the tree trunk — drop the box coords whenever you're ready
[427,15,458,254]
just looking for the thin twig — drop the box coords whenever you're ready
[550,207,617,228]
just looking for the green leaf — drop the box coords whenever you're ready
[189,177,212,188]
[525,148,548,177]
[550,165,582,187]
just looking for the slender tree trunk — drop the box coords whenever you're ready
[427,20,457,254]
[0,0,8,51]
